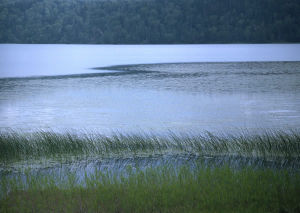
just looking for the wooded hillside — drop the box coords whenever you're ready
[0,0,299,43]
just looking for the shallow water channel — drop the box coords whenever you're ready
[1,154,299,188]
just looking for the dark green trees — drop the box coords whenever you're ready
[0,0,299,44]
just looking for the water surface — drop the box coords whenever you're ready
[0,44,300,134]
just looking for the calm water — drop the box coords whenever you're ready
[0,44,300,134]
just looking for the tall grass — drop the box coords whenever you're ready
[1,131,300,212]
[1,165,299,212]
[0,130,300,162]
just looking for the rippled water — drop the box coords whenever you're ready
[0,44,300,133]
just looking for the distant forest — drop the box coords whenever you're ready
[0,0,299,44]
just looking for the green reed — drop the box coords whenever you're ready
[1,165,299,213]
[0,130,299,162]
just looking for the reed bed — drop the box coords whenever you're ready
[1,131,300,212]
[0,130,299,162]
[1,165,299,212]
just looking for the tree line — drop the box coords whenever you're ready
[0,0,299,44]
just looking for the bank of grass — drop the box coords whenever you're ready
[1,165,300,213]
[1,131,300,212]
[0,130,300,162]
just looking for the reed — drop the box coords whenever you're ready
[0,130,299,162]
[1,165,299,213]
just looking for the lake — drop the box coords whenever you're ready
[0,44,300,134]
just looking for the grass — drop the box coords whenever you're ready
[0,130,300,163]
[1,130,300,212]
[1,165,299,213]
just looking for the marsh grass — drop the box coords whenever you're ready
[1,131,300,212]
[1,165,300,213]
[1,130,300,163]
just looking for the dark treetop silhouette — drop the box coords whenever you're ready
[0,0,299,44]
